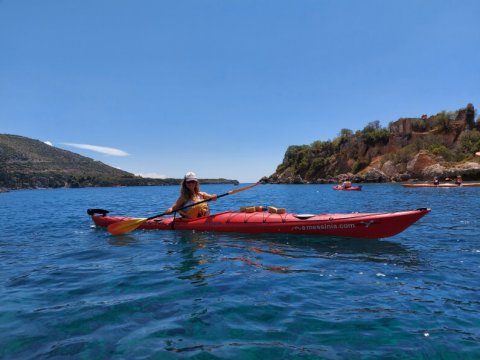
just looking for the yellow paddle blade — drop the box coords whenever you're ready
[107,218,147,235]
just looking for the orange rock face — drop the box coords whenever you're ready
[407,151,438,176]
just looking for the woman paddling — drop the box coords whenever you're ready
[455,175,463,186]
[341,178,352,189]
[166,172,217,218]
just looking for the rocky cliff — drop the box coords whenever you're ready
[266,104,480,183]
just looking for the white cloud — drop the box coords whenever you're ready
[44,141,53,146]
[61,143,129,156]
[136,172,167,179]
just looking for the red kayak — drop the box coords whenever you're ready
[402,183,480,188]
[333,185,362,191]
[88,208,430,239]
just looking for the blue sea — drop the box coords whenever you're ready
[1,184,479,359]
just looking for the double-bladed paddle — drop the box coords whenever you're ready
[107,182,260,235]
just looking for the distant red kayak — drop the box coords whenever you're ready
[402,183,480,188]
[88,208,430,239]
[333,185,362,191]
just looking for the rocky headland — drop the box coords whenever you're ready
[265,104,480,184]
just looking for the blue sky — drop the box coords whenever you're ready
[1,0,479,182]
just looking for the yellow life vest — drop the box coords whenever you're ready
[180,195,209,218]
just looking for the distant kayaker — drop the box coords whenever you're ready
[455,175,463,186]
[342,178,352,189]
[166,172,217,218]
[433,177,439,186]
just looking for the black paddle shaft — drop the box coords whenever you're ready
[145,192,230,221]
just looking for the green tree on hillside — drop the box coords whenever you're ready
[360,121,389,146]
[458,130,480,154]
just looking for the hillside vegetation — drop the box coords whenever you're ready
[267,104,480,183]
[0,134,237,190]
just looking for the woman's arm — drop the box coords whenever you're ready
[200,192,217,200]
[166,196,186,213]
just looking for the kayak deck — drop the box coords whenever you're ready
[89,208,430,239]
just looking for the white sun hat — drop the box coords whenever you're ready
[184,172,198,181]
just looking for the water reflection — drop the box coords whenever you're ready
[164,231,421,277]
[224,240,416,275]
[170,231,223,286]
[107,234,139,246]
[104,228,421,280]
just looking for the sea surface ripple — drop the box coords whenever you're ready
[0,184,479,359]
